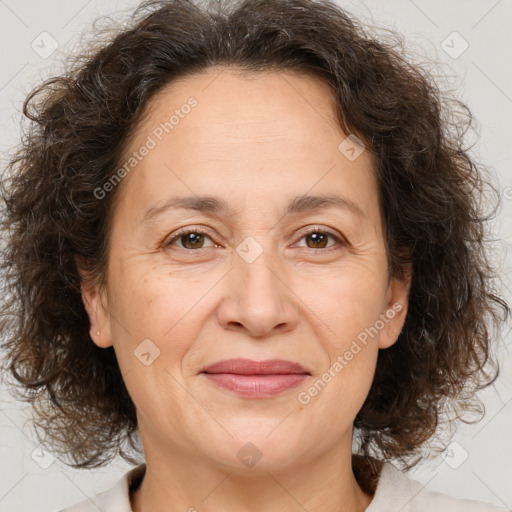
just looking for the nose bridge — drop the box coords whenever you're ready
[218,233,299,336]
[236,234,285,307]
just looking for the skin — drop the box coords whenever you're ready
[81,66,411,512]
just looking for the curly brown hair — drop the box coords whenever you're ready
[0,0,509,475]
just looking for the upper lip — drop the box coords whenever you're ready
[201,358,310,375]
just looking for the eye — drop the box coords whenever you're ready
[165,227,216,250]
[164,226,347,252]
[294,226,346,251]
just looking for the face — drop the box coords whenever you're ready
[81,66,410,474]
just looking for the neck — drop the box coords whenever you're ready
[130,436,379,512]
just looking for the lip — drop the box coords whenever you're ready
[201,358,310,375]
[201,359,310,398]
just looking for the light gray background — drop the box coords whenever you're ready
[0,1,511,511]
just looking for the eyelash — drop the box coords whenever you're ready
[164,225,346,252]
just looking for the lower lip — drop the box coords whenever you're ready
[202,373,309,398]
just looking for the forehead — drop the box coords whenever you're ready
[130,66,346,157]
[114,66,379,226]
[146,65,340,121]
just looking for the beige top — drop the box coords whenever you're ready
[59,461,509,512]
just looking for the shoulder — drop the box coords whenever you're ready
[366,461,510,512]
[57,464,145,512]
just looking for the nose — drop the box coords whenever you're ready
[216,245,300,338]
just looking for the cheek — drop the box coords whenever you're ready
[303,301,380,424]
[296,265,386,408]
[322,347,379,428]
[298,265,388,345]
[111,262,195,338]
[109,271,200,434]
[108,268,199,391]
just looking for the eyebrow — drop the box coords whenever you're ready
[141,193,366,225]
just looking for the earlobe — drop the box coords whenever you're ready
[80,281,113,349]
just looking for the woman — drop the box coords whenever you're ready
[1,0,510,511]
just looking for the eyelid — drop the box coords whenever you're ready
[296,225,345,241]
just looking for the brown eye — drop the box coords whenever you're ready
[304,231,330,249]
[166,228,214,250]
[295,227,346,251]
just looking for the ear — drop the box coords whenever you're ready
[77,263,113,349]
[378,262,412,350]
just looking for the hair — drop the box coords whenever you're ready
[0,0,509,482]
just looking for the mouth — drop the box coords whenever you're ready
[201,358,310,375]
[200,359,310,398]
